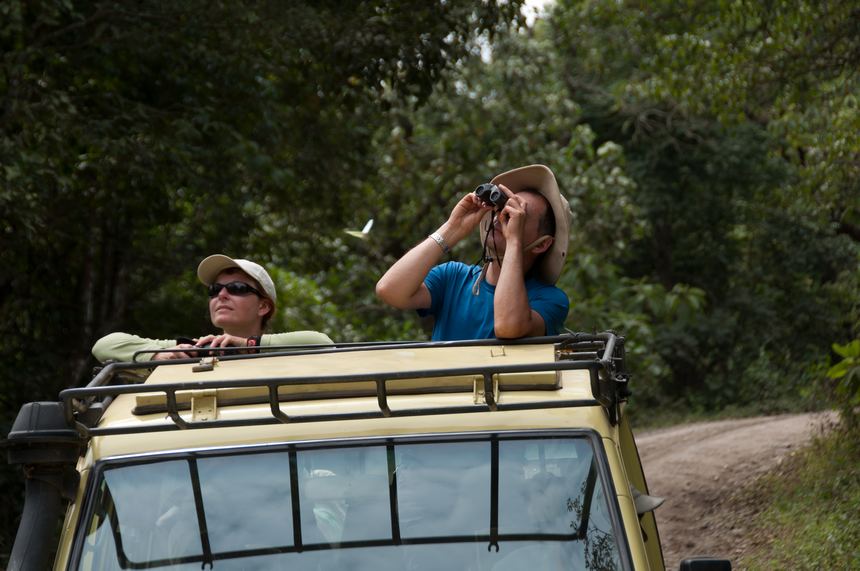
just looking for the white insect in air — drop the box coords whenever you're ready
[344,218,373,239]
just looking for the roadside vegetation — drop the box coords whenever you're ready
[739,423,860,570]
[1,0,857,563]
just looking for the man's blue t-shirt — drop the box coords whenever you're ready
[418,262,569,341]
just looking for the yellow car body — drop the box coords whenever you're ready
[9,334,671,570]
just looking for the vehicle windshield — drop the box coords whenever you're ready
[75,435,623,570]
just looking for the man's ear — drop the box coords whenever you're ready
[530,236,553,254]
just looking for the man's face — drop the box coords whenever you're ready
[208,269,271,333]
[488,190,548,255]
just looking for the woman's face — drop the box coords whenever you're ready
[208,269,272,335]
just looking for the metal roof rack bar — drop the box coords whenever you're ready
[130,333,612,367]
[270,385,290,423]
[376,380,392,417]
[68,400,601,438]
[64,332,628,438]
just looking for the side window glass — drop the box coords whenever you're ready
[497,438,621,571]
[197,453,294,552]
[82,460,200,567]
[499,438,592,535]
[396,441,490,538]
[582,474,622,571]
[298,446,390,544]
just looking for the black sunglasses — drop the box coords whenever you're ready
[207,281,264,298]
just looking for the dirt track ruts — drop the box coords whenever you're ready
[635,412,835,570]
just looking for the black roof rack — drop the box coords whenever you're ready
[51,332,629,442]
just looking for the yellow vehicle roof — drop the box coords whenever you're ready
[67,336,627,461]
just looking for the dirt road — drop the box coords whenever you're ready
[636,412,834,569]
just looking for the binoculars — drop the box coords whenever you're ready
[474,183,508,209]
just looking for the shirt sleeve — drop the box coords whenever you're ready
[262,331,334,346]
[91,332,175,363]
[419,262,453,317]
[529,287,570,335]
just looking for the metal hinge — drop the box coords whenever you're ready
[191,390,218,422]
[473,375,500,405]
[192,356,218,373]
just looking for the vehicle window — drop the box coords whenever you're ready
[76,436,623,570]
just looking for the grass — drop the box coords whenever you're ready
[737,422,860,570]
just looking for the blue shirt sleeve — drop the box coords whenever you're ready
[419,262,452,317]
[528,285,570,335]
[418,263,569,339]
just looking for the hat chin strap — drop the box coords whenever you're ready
[522,234,552,252]
[471,262,491,296]
[471,235,552,295]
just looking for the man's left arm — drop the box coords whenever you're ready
[494,269,547,338]
[495,267,570,338]
[493,194,544,338]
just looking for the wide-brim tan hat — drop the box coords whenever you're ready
[480,164,572,284]
[197,254,277,302]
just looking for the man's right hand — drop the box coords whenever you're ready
[376,190,491,311]
[444,193,494,244]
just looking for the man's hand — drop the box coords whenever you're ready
[495,185,528,248]
[376,190,492,310]
[444,193,494,244]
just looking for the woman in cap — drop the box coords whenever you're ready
[92,254,332,363]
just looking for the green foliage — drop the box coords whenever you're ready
[828,340,860,428]
[548,0,859,409]
[739,426,860,570]
[554,0,859,249]
[0,0,523,562]
[1,0,858,563]
[0,0,525,391]
[558,254,708,406]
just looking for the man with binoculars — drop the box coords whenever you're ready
[376,164,571,341]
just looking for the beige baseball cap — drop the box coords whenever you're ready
[481,164,573,284]
[197,254,277,302]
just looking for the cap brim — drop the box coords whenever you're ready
[197,254,278,302]
[197,254,241,286]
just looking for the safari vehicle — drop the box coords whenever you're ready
[6,332,731,570]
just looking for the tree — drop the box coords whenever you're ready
[0,0,524,560]
[547,0,859,406]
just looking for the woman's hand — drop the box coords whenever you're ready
[152,335,255,361]
[152,343,196,360]
[198,334,249,350]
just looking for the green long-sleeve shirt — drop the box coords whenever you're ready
[92,331,333,363]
